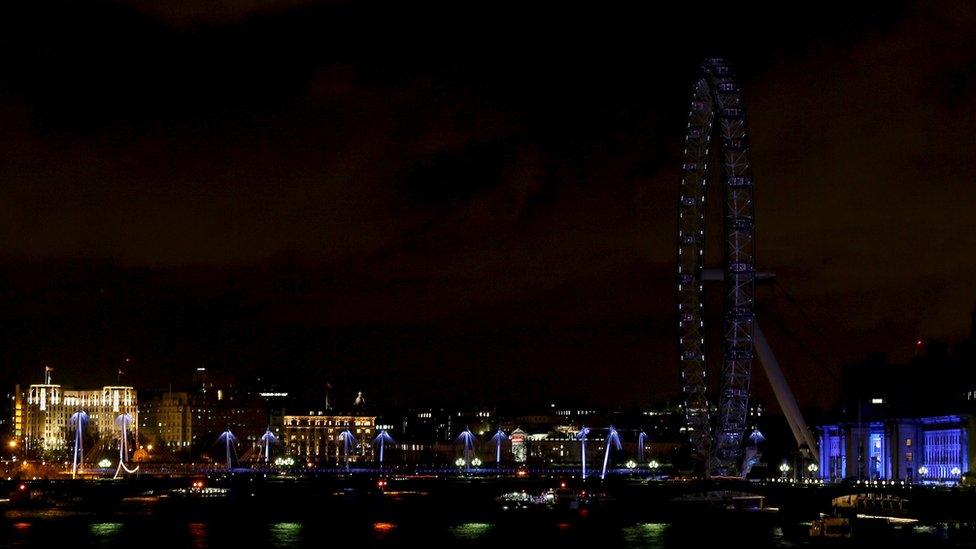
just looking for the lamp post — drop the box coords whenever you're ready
[779,462,790,481]
[807,462,819,480]
[647,459,660,481]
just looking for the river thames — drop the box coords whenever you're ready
[1,475,975,548]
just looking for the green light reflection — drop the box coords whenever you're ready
[621,522,668,548]
[450,522,493,540]
[270,522,302,548]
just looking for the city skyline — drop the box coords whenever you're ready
[1,5,976,546]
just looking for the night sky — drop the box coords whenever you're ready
[0,1,973,410]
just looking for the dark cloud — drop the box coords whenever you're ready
[0,1,971,410]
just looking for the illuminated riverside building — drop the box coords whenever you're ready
[186,368,276,455]
[816,334,976,484]
[139,391,193,452]
[283,412,376,463]
[818,415,972,484]
[396,408,495,443]
[13,380,137,457]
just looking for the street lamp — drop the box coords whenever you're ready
[455,457,466,468]
[648,460,659,470]
[625,460,637,470]
[274,456,296,467]
[951,466,961,476]
[780,462,790,481]
[918,466,928,477]
[471,457,482,467]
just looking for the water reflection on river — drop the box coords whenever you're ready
[0,514,972,548]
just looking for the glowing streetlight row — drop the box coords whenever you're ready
[274,456,296,467]
[917,465,962,477]
[455,457,483,467]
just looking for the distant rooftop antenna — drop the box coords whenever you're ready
[44,365,53,385]
[118,357,130,385]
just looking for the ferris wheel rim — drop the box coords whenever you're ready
[676,57,757,478]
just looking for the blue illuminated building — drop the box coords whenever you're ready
[818,414,971,483]
[817,317,976,484]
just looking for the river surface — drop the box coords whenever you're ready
[0,508,972,548]
[2,477,975,547]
